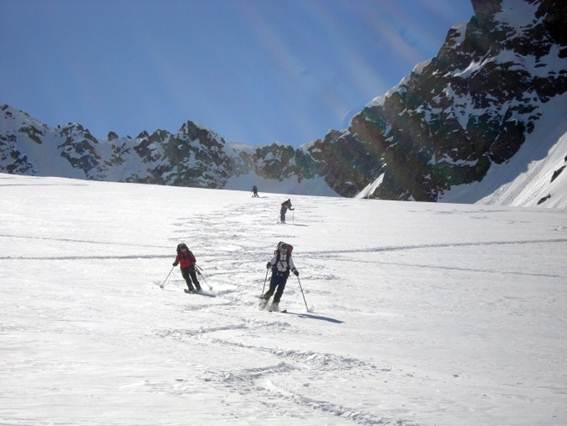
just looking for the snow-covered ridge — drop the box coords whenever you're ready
[0,104,337,196]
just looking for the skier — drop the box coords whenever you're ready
[260,242,299,311]
[172,243,202,293]
[252,185,259,198]
[280,199,294,223]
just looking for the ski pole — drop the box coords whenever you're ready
[160,266,175,289]
[296,275,309,312]
[195,265,213,291]
[196,265,213,291]
[261,268,269,295]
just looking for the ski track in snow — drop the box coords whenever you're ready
[204,364,417,426]
[303,237,567,255]
[146,202,425,424]
[2,236,567,267]
[0,233,171,249]
[332,255,564,279]
[196,342,409,426]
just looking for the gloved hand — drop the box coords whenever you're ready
[293,269,299,276]
[266,262,271,269]
[172,262,177,266]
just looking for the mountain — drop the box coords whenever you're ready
[0,104,339,196]
[1,0,566,206]
[346,0,567,203]
[0,104,239,188]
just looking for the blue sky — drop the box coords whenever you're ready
[0,0,473,146]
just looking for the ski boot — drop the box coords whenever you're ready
[259,297,270,310]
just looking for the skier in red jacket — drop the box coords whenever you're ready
[173,243,201,293]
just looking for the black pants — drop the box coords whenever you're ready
[181,266,201,291]
[263,271,289,304]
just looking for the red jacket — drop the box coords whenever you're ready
[174,250,196,268]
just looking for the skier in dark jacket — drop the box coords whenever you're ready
[173,243,201,293]
[252,185,259,197]
[280,199,294,223]
[260,242,298,311]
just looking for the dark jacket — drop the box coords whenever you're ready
[280,200,293,213]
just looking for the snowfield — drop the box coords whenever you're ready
[1,173,566,426]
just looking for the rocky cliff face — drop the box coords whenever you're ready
[347,0,567,201]
[1,0,566,200]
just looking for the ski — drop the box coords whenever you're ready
[257,296,286,313]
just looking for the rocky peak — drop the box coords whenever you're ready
[136,130,150,140]
[179,120,215,141]
[107,131,119,141]
[471,0,502,20]
[149,129,171,143]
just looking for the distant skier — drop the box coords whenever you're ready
[260,241,299,311]
[173,243,202,293]
[252,185,259,198]
[280,199,294,223]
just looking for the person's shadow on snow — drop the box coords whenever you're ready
[284,311,343,324]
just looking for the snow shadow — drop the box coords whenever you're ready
[284,311,344,324]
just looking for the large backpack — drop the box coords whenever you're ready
[275,241,293,255]
[273,241,293,274]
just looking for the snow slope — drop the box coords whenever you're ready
[441,93,567,208]
[1,173,566,425]
[224,172,338,197]
[355,173,384,200]
[480,128,567,208]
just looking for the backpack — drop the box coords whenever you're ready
[272,241,294,273]
[275,241,293,255]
